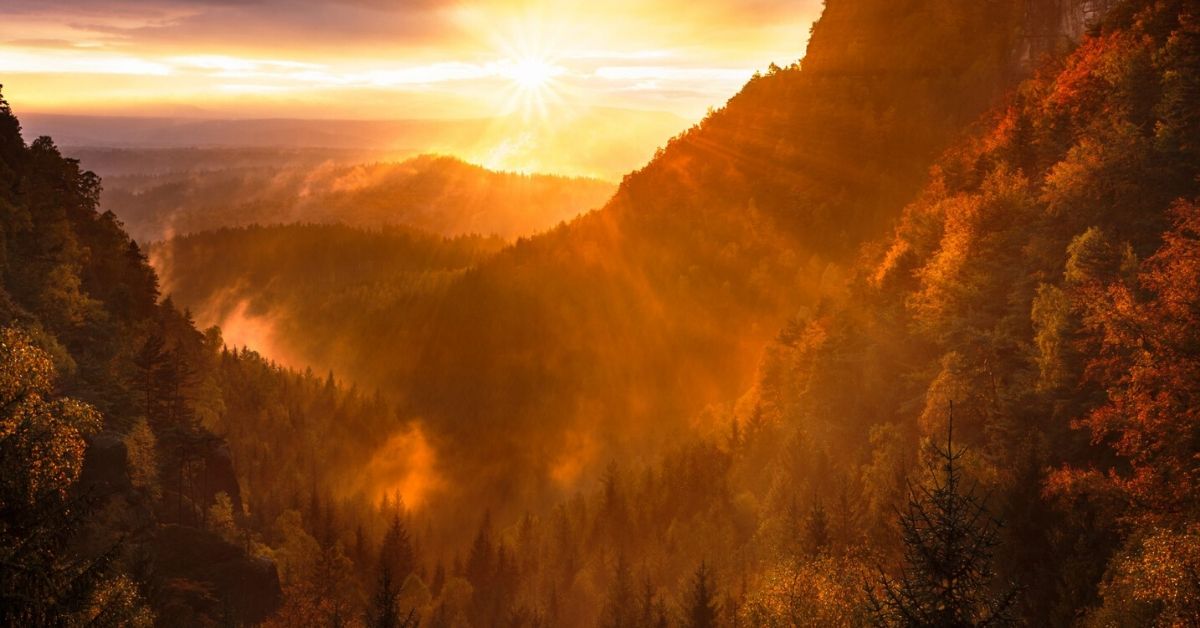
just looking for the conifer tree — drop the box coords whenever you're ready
[601,553,636,628]
[868,403,1018,627]
[366,563,419,628]
[682,561,719,628]
[381,512,416,584]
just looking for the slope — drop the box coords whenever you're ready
[157,0,1083,524]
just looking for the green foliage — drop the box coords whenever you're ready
[0,327,150,626]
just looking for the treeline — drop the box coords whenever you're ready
[102,155,616,242]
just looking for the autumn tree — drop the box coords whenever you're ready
[1072,200,1200,522]
[0,328,151,625]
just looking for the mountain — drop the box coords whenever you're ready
[66,145,395,178]
[101,154,616,242]
[152,224,505,369]
[21,106,691,179]
[733,0,1200,621]
[3,0,1198,625]
[160,0,1051,520]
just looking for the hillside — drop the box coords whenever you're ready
[3,0,1198,625]
[159,0,1054,521]
[152,224,505,370]
[724,0,1200,621]
[102,155,616,242]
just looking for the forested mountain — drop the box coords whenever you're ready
[159,0,1050,522]
[101,155,616,242]
[2,0,1199,625]
[153,224,504,371]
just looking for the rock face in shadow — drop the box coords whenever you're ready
[151,524,281,625]
[202,441,244,515]
[81,433,277,624]
[81,431,133,495]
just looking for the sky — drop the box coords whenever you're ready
[0,0,821,121]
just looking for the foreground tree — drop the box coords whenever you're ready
[0,328,151,625]
[868,404,1018,627]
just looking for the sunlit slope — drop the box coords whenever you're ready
[727,0,1200,620]
[105,154,616,242]
[398,0,1040,507]
[159,0,1077,519]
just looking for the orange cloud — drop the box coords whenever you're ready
[0,0,823,121]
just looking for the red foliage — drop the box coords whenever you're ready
[1074,199,1200,521]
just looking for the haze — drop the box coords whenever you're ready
[1,0,823,177]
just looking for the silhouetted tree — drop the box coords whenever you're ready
[381,513,416,584]
[601,553,636,628]
[868,403,1018,627]
[682,561,719,628]
[366,563,419,628]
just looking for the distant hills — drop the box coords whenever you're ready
[101,154,616,242]
[22,106,691,179]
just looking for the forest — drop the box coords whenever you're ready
[1,0,1198,626]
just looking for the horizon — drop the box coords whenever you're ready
[2,0,823,177]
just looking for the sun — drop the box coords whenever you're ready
[481,14,576,122]
[502,55,562,93]
[494,53,565,120]
[507,57,558,91]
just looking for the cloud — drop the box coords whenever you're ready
[0,0,823,119]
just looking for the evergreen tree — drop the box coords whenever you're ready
[682,561,719,628]
[366,563,418,628]
[803,500,831,558]
[380,513,416,583]
[601,553,636,628]
[868,403,1018,627]
[639,578,669,628]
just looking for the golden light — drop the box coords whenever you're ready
[504,56,560,91]
[494,53,566,121]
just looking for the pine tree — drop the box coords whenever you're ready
[380,513,416,583]
[365,563,419,628]
[601,553,635,628]
[803,500,831,557]
[682,561,719,628]
[465,512,496,626]
[868,403,1018,627]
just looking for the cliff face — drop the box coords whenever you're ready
[1019,0,1125,65]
